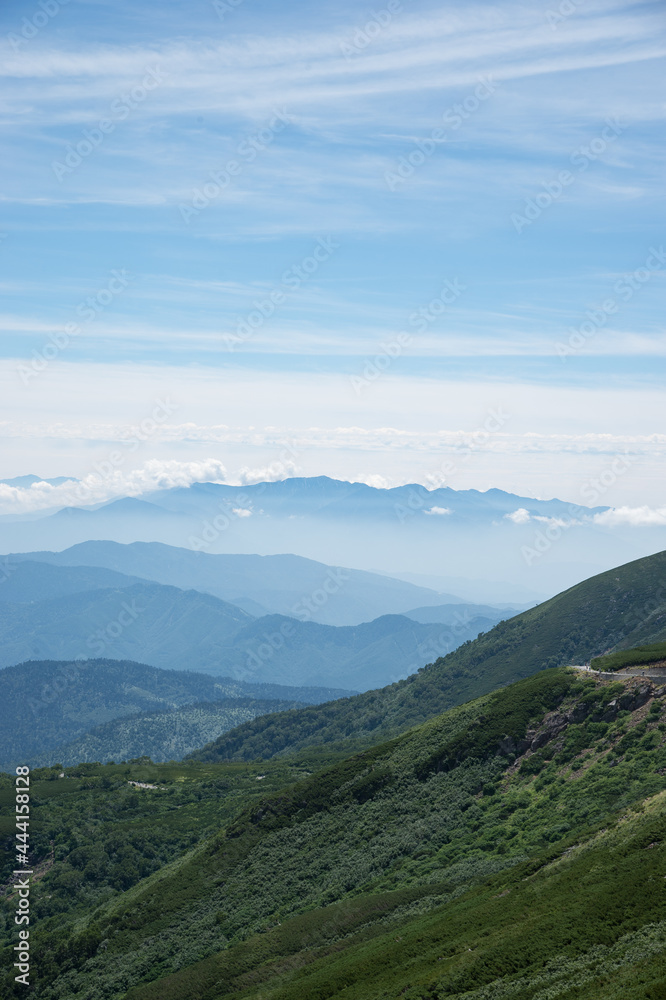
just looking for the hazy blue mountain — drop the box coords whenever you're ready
[0,581,252,671]
[0,474,78,488]
[144,476,610,522]
[0,658,354,770]
[2,476,662,601]
[0,560,143,603]
[224,612,498,689]
[0,569,496,688]
[5,541,445,625]
[400,602,513,625]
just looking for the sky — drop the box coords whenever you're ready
[1,0,665,515]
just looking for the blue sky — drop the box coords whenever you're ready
[0,0,665,513]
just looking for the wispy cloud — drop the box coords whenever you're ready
[2,0,664,508]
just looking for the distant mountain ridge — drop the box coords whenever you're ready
[0,569,498,689]
[0,475,640,602]
[192,548,666,762]
[139,475,610,520]
[4,540,449,625]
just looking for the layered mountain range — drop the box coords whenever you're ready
[2,546,666,998]
[3,474,665,601]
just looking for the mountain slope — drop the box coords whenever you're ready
[193,548,666,761]
[31,699,306,768]
[0,561,496,690]
[0,559,142,604]
[400,601,511,625]
[5,540,445,625]
[0,581,252,670]
[4,667,665,999]
[0,659,354,770]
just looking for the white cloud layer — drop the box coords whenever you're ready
[0,459,228,515]
[593,505,666,527]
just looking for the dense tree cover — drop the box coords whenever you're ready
[0,758,311,986]
[0,658,349,770]
[31,699,308,768]
[192,549,666,762]
[2,668,666,998]
[592,641,666,672]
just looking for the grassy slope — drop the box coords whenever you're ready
[592,641,666,671]
[5,666,666,999]
[192,548,666,762]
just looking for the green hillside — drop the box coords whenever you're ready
[592,641,666,672]
[31,699,304,768]
[2,667,666,998]
[0,659,352,771]
[194,549,666,762]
